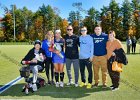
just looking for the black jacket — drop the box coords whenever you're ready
[21,48,45,66]
[64,34,79,59]
[109,48,128,65]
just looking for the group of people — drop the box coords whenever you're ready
[21,25,127,92]
[126,36,137,54]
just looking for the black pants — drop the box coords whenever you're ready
[132,44,136,53]
[45,57,54,81]
[79,59,93,83]
[107,60,120,88]
[127,45,131,54]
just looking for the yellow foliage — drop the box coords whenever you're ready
[0,30,4,37]
[59,19,69,36]
[18,32,25,41]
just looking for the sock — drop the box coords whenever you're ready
[60,72,64,82]
[55,72,59,82]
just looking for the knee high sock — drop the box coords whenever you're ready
[55,72,59,82]
[60,72,64,82]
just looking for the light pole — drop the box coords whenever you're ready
[12,5,16,41]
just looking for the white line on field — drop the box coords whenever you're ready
[0,76,23,94]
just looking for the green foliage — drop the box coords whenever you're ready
[68,11,82,34]
[3,13,14,42]
[39,4,55,36]
[121,0,133,39]
[83,7,100,33]
[1,1,140,41]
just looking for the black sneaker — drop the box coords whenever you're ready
[51,80,55,85]
[48,81,51,85]
[110,85,114,89]
[112,87,119,91]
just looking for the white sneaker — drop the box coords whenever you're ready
[56,82,59,87]
[25,88,29,95]
[60,82,64,87]
[67,81,74,86]
[75,83,79,87]
[32,83,37,91]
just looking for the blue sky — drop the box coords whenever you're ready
[0,0,126,19]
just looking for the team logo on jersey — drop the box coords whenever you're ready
[94,38,104,43]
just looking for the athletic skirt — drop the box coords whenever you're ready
[52,52,65,63]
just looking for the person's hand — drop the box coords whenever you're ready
[112,52,116,56]
[55,50,60,54]
[49,47,54,52]
[89,57,93,62]
[31,59,37,63]
[22,61,25,64]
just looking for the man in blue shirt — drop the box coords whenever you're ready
[90,25,108,88]
[79,26,93,89]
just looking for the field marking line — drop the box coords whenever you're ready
[0,76,23,94]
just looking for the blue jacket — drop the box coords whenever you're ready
[42,39,52,57]
[90,33,108,56]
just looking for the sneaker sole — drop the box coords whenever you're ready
[87,87,92,89]
[92,86,98,88]
[112,88,119,91]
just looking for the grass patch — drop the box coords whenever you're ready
[0,44,140,100]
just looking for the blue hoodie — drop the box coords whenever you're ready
[42,39,52,57]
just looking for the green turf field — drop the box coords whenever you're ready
[0,44,140,100]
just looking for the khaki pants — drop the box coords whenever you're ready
[93,55,107,85]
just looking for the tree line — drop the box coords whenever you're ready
[0,0,140,42]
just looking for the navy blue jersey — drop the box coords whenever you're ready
[90,33,108,56]
[54,38,64,52]
[52,38,65,63]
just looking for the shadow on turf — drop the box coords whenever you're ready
[0,83,111,99]
[126,53,140,55]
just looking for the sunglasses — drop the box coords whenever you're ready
[67,29,73,31]
[81,30,87,32]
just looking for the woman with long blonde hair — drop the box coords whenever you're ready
[42,31,55,85]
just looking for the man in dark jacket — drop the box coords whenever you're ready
[21,40,45,92]
[131,36,137,54]
[64,25,79,87]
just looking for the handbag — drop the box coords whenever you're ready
[112,61,123,72]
